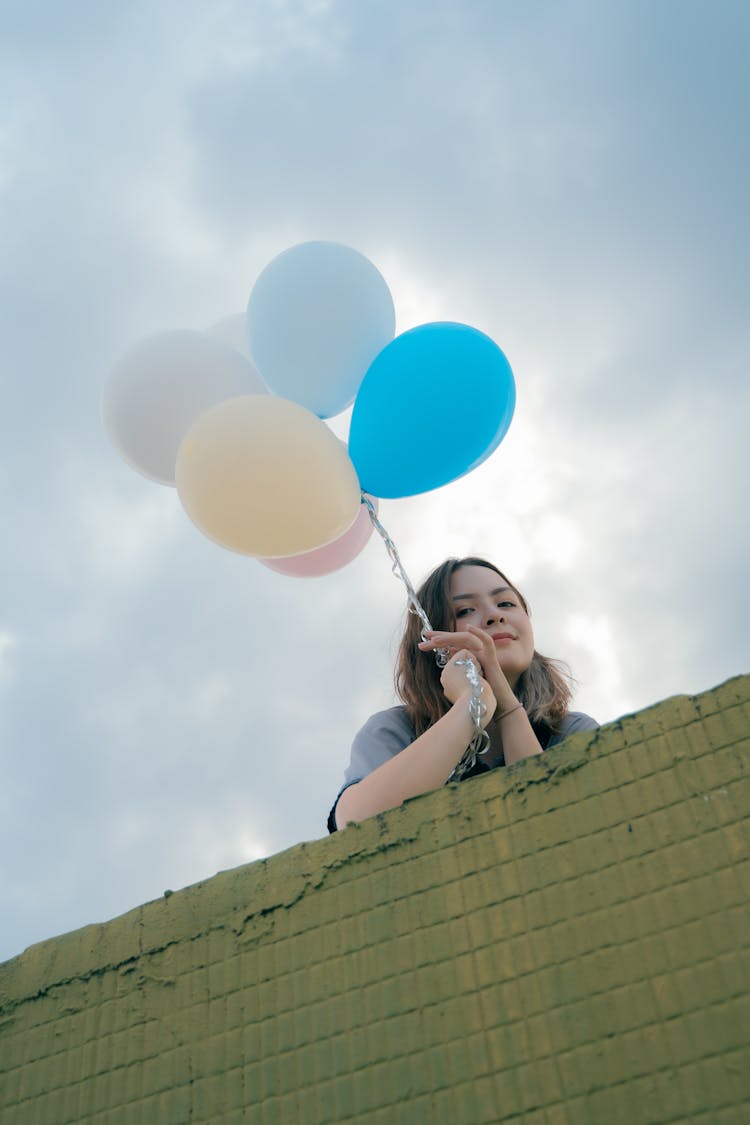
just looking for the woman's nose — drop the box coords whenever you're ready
[485,606,503,625]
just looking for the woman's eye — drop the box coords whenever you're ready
[455,607,473,618]
[498,601,515,609]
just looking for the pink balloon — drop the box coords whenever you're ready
[259,496,378,578]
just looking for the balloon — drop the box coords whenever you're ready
[176,395,361,558]
[246,241,395,418]
[207,314,253,360]
[259,495,378,578]
[348,322,515,499]
[102,330,267,485]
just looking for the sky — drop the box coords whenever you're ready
[1,0,748,964]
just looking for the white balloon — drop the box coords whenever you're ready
[207,313,253,360]
[102,330,267,485]
[247,241,395,418]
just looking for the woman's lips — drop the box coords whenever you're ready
[492,632,515,643]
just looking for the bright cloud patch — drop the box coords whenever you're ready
[564,612,634,721]
[0,630,15,680]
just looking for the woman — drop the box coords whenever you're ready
[328,556,597,832]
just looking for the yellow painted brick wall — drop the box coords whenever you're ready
[1,675,748,1124]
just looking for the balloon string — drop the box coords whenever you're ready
[361,494,436,644]
[446,658,491,783]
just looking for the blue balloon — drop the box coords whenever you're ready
[246,242,395,419]
[349,322,515,498]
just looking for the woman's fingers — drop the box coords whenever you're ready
[419,629,481,651]
[420,630,495,669]
[440,649,481,702]
[465,625,497,649]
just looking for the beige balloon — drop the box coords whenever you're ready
[176,395,362,557]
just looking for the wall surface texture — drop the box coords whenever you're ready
[1,675,748,1124]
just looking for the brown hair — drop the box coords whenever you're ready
[395,557,573,743]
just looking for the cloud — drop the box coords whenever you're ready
[1,0,748,963]
[0,630,14,684]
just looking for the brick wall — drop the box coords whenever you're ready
[1,675,748,1124]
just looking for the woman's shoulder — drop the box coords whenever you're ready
[354,705,416,744]
[547,711,599,747]
[343,705,416,789]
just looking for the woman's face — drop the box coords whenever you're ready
[448,564,535,688]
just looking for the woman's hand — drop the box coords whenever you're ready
[421,625,517,709]
[439,650,497,726]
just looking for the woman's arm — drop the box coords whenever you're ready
[492,704,543,764]
[336,653,496,828]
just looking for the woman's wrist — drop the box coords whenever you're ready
[447,688,473,711]
[492,687,522,717]
[449,686,496,728]
[486,668,515,703]
[497,701,524,720]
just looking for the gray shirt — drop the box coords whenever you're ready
[328,705,598,832]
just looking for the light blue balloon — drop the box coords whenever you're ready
[246,241,395,419]
[349,322,515,499]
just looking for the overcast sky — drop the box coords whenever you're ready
[1,0,748,963]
